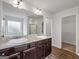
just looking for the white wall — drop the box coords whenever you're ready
[76,7,79,56]
[0,0,3,35]
[46,19,51,36]
[62,15,76,45]
[52,6,79,55]
[0,0,1,34]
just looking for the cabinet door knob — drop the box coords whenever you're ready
[23,53,26,56]
[2,53,5,56]
[18,55,20,58]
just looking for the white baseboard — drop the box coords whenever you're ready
[76,53,79,56]
[52,44,61,48]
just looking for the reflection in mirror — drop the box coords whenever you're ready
[0,1,44,39]
[1,1,30,38]
[28,15,44,35]
[2,15,23,36]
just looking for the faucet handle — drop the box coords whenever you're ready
[0,35,4,37]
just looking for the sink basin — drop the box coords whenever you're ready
[8,38,27,44]
[37,36,48,39]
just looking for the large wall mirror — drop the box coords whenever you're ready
[0,0,44,38]
[2,15,23,36]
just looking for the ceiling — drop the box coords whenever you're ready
[3,1,34,16]
[3,0,79,14]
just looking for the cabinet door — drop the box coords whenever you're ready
[9,53,21,59]
[0,48,15,56]
[45,40,51,57]
[36,45,44,59]
[23,47,36,59]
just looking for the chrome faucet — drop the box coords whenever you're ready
[1,35,5,38]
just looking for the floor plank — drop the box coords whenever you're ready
[62,42,76,53]
[45,47,79,59]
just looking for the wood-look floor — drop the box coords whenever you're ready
[45,47,79,59]
[62,42,76,53]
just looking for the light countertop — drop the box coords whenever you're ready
[0,35,51,50]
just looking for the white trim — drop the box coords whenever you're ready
[77,53,79,56]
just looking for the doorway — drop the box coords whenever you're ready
[62,15,76,53]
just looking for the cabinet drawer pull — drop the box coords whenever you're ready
[9,53,20,57]
[23,47,35,52]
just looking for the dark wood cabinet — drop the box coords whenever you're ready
[0,38,51,59]
[9,53,20,59]
[36,45,44,59]
[23,47,36,59]
[36,41,45,59]
[0,48,16,56]
[44,39,51,57]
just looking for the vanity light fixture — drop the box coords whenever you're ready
[33,8,43,15]
[12,0,24,9]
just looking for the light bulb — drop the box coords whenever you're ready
[33,8,43,15]
[12,0,18,7]
[12,0,25,9]
[18,1,24,9]
[33,8,39,14]
[12,4,17,7]
[13,0,17,5]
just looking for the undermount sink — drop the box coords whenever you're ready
[37,36,48,39]
[8,38,27,44]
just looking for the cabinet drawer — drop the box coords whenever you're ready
[23,47,36,59]
[0,49,7,56]
[29,42,36,48]
[9,52,21,59]
[14,44,29,52]
[0,48,15,56]
[43,39,51,44]
[36,41,44,46]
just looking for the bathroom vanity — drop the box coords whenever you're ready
[0,36,52,59]
[0,1,52,59]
